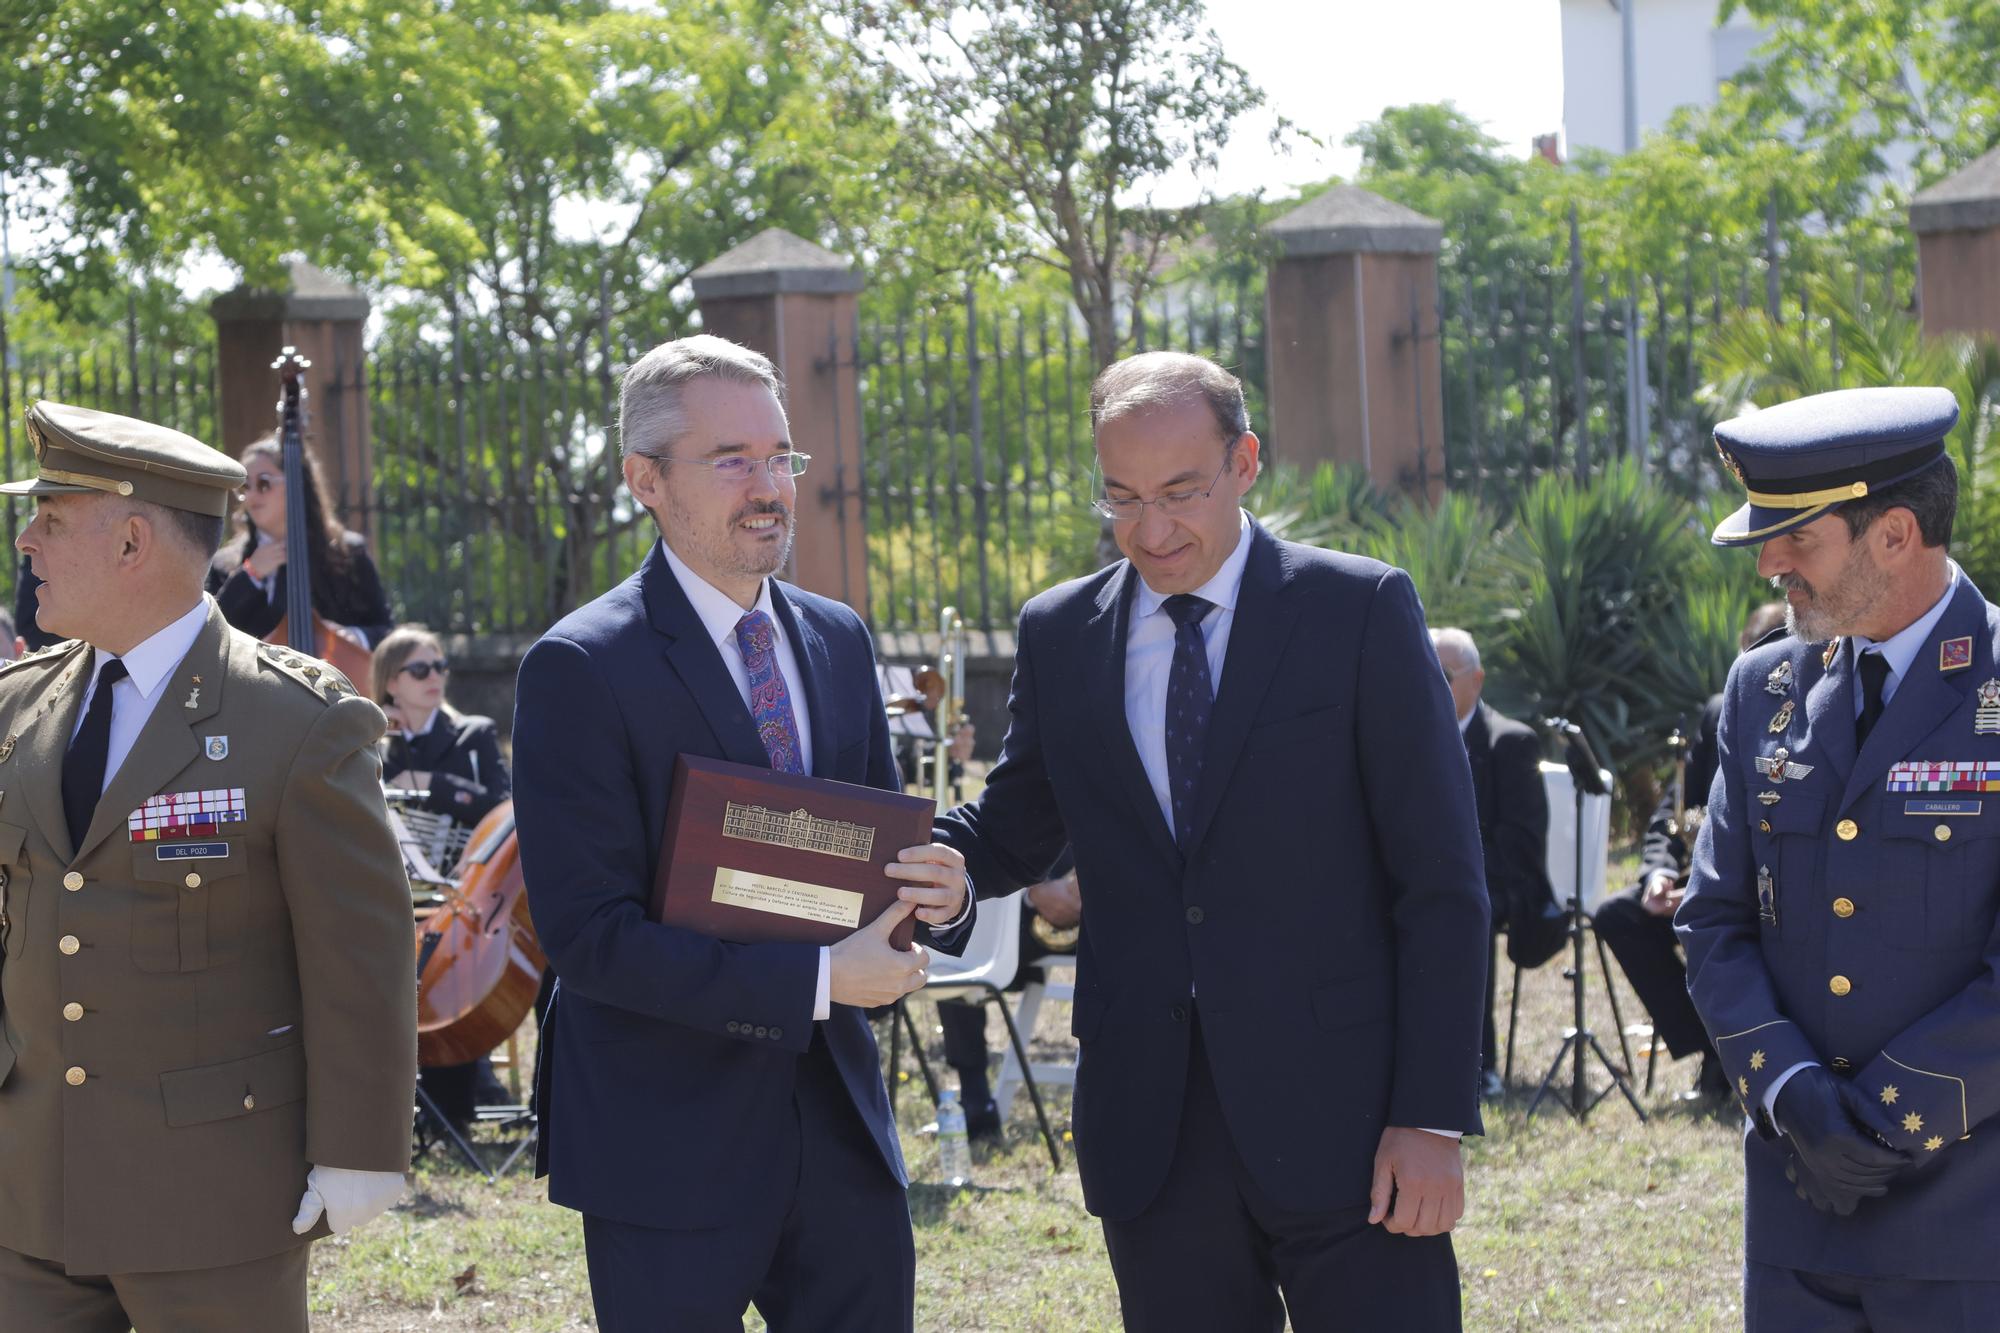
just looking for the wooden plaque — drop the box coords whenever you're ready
[651,754,935,950]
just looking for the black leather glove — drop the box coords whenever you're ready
[1774,1067,1908,1215]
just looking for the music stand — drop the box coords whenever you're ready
[1525,719,1648,1124]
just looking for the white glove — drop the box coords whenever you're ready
[291,1164,407,1236]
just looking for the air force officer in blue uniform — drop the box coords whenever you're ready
[512,336,972,1333]
[935,352,1491,1331]
[1681,386,2000,1329]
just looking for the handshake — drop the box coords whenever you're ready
[1776,1067,1911,1216]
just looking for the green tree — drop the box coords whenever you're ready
[840,0,1269,368]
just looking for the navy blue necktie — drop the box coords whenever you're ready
[63,657,128,851]
[1162,594,1215,847]
[1856,648,1891,747]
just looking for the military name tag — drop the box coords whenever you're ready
[156,842,229,861]
[1887,761,2000,793]
[1906,799,1983,816]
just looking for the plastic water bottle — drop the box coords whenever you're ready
[935,1088,973,1188]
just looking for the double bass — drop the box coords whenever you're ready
[268,349,373,685]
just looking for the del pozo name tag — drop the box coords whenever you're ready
[1905,799,1983,817]
[156,842,230,861]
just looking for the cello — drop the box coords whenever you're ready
[268,349,374,685]
[412,800,546,1068]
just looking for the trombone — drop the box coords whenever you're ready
[930,606,968,809]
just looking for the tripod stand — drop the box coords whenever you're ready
[1526,719,1647,1124]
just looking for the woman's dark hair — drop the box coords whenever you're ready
[233,434,355,597]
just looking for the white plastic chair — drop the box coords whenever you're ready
[885,891,1064,1168]
[992,958,1077,1135]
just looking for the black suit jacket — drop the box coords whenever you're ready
[382,710,510,828]
[936,521,1491,1220]
[208,531,396,648]
[1638,692,1723,884]
[1463,702,1552,925]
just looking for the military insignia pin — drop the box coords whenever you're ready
[1755,748,1814,785]
[1977,680,2000,736]
[204,736,229,762]
[1718,445,1746,485]
[183,675,202,710]
[1765,661,1794,696]
[1941,637,1974,673]
[0,736,15,764]
[1823,639,1843,670]
[1757,865,1778,926]
[1768,700,1795,734]
[1757,790,1782,806]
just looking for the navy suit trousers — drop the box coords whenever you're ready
[581,1031,915,1333]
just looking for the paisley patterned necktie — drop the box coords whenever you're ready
[735,610,805,774]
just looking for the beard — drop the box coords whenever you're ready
[1775,540,1889,642]
[663,478,795,584]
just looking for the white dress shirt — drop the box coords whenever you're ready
[71,598,211,792]
[657,540,842,1020]
[1121,514,1454,1138]
[1125,509,1252,838]
[1766,565,1960,1124]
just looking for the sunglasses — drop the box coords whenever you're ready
[239,474,283,497]
[397,659,450,680]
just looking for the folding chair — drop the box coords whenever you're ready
[993,958,1076,1130]
[885,891,1063,1169]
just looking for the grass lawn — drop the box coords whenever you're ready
[312,871,1748,1331]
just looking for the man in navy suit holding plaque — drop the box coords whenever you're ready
[1682,386,2000,1330]
[936,351,1491,1331]
[512,335,972,1333]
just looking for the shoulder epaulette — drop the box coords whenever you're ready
[0,639,86,675]
[257,642,359,703]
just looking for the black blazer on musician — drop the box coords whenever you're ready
[382,711,510,828]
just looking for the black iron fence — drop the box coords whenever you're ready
[855,282,1266,633]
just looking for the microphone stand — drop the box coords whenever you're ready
[1525,718,1648,1124]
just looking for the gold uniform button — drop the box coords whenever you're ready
[1759,820,1773,833]
[62,871,83,891]
[184,872,202,890]
[1830,975,1853,997]
[1836,819,1858,841]
[1830,1057,1853,1072]
[1832,897,1856,919]
[1935,824,1952,842]
[64,1066,85,1086]
[58,934,79,956]
[61,1002,83,1022]
[242,1094,256,1111]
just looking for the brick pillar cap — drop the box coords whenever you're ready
[209,259,371,323]
[690,228,864,300]
[1911,146,2000,235]
[1267,184,1443,257]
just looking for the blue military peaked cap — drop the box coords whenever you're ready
[1711,386,1960,546]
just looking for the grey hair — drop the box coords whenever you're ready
[1430,627,1481,672]
[618,334,784,460]
[1089,351,1250,443]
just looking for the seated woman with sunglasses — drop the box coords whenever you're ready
[373,625,514,1129]
[207,433,396,649]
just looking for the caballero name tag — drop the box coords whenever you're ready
[650,754,935,949]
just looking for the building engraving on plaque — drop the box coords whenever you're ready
[722,802,877,861]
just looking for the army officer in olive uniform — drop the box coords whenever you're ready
[0,402,416,1331]
[1681,386,2000,1330]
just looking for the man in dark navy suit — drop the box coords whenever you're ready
[936,351,1491,1331]
[1682,386,2000,1330]
[512,335,972,1333]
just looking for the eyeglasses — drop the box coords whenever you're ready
[648,451,812,484]
[1091,450,1234,522]
[239,474,282,498]
[397,659,450,680]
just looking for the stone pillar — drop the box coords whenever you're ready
[1263,186,1446,498]
[692,229,868,614]
[1911,146,2000,342]
[209,261,374,534]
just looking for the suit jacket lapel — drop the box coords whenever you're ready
[643,543,773,772]
[1183,524,1301,854]
[17,643,93,864]
[768,584,838,779]
[1839,579,1988,813]
[1802,638,1856,795]
[1083,563,1180,863]
[79,605,230,861]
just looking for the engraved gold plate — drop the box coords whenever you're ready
[721,802,877,862]
[710,867,865,930]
